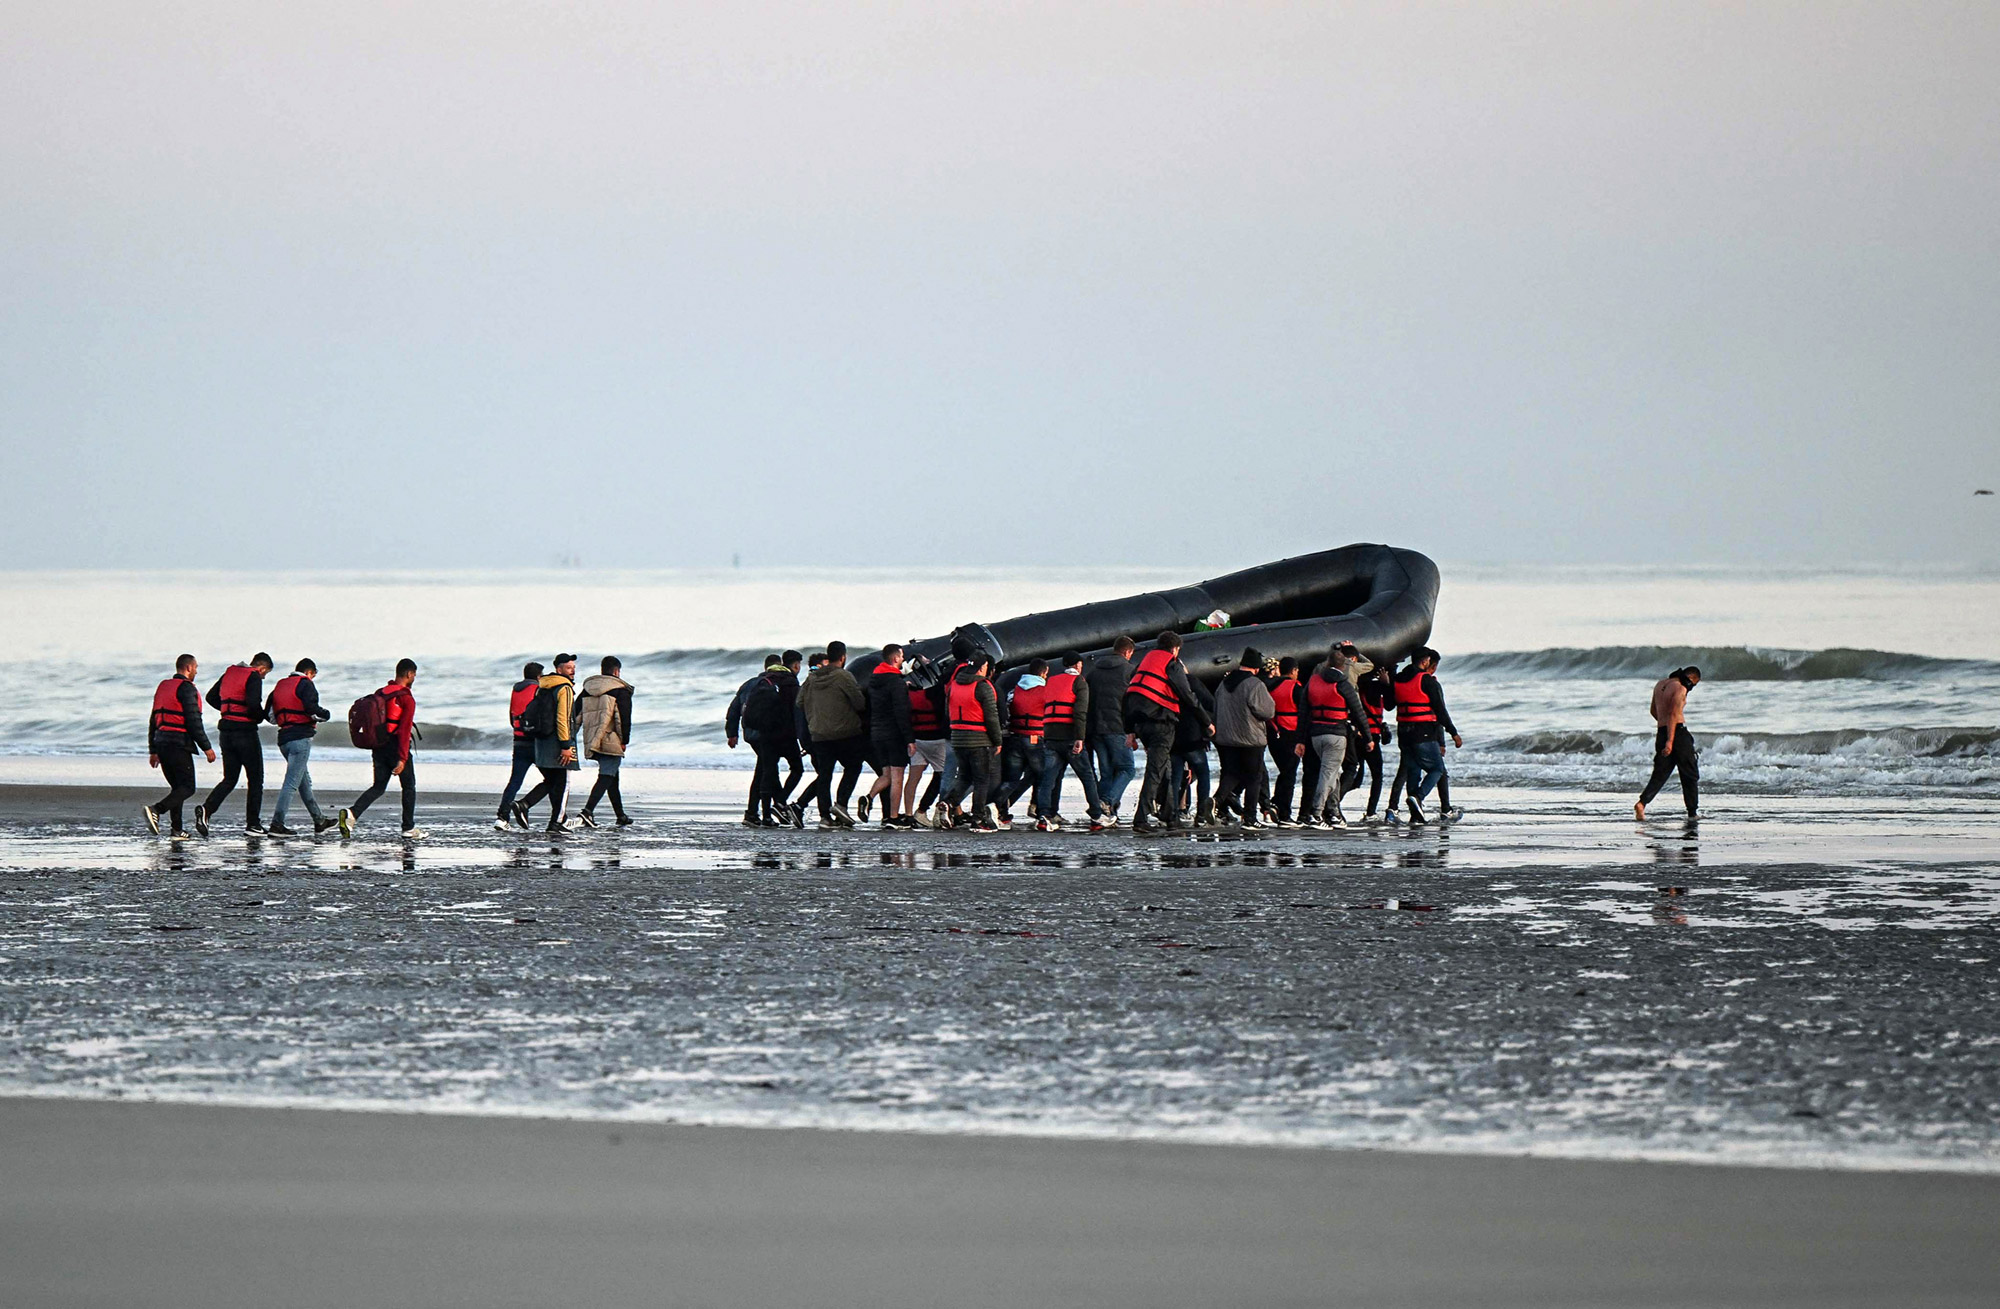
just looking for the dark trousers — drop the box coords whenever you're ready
[1639,725,1700,814]
[584,754,625,819]
[943,743,995,816]
[1036,739,1103,817]
[997,736,1044,815]
[1130,717,1179,824]
[150,747,198,833]
[750,740,801,817]
[1216,744,1267,820]
[807,736,867,816]
[352,748,416,829]
[498,740,536,818]
[519,766,570,826]
[201,728,265,826]
[1268,737,1301,820]
[1342,738,1384,814]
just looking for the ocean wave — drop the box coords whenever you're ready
[1487,726,2000,760]
[1452,646,1998,682]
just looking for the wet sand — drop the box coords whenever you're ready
[5,1095,1998,1308]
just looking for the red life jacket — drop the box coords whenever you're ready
[1393,670,1438,724]
[948,676,991,734]
[1269,678,1299,734]
[1126,648,1181,714]
[1041,670,1081,734]
[1363,679,1386,739]
[150,677,190,737]
[1007,682,1049,738]
[270,674,315,728]
[508,680,539,738]
[216,664,258,727]
[1304,672,1351,727]
[908,684,945,738]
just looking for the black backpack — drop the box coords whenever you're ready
[741,677,785,736]
[518,685,559,739]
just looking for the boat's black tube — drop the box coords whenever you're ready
[877,544,1437,684]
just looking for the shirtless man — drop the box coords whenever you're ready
[1635,666,1701,820]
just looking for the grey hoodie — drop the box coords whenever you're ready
[1211,668,1277,747]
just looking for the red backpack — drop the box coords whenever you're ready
[348,691,391,749]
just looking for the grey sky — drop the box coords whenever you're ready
[4,2,1996,569]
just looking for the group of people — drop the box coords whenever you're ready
[143,651,638,840]
[725,634,1463,834]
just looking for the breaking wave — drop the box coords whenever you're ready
[1453,646,1997,682]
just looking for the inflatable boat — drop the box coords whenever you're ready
[893,543,1438,683]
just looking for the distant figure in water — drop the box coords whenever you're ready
[1635,666,1702,821]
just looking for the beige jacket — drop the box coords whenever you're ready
[578,673,632,757]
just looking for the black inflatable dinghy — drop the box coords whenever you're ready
[889,543,1437,683]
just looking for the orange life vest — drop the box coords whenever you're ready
[1007,682,1049,738]
[948,676,991,734]
[1126,648,1181,714]
[1269,678,1299,734]
[1393,669,1438,724]
[1041,670,1081,734]
[1304,672,1351,727]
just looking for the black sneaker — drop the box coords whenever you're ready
[577,811,600,829]
[193,805,210,837]
[510,801,531,830]
[314,817,338,835]
[616,814,635,827]
[970,820,998,834]
[245,821,267,835]
[266,822,297,836]
[857,795,872,822]
[789,803,805,830]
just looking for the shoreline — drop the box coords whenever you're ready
[5,1094,1997,1308]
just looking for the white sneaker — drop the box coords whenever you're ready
[401,827,427,841]
[493,819,511,831]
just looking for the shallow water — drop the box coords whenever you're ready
[4,785,1998,1171]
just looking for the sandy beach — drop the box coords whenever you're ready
[6,1095,1999,1308]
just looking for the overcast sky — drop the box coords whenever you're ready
[4,1,1997,570]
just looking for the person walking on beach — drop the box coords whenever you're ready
[496,661,545,830]
[860,645,914,829]
[1170,674,1218,825]
[512,654,581,832]
[1635,666,1702,821]
[737,654,800,826]
[902,657,951,826]
[266,658,335,836]
[1265,658,1304,826]
[1035,652,1108,831]
[1343,644,1391,821]
[1086,636,1138,822]
[938,651,1003,832]
[197,652,273,834]
[1300,647,1368,828]
[144,654,214,837]
[799,641,868,828]
[1123,632,1210,834]
[995,659,1050,826]
[726,656,777,824]
[577,656,634,828]
[1391,647,1460,825]
[340,658,421,839]
[1213,647,1276,828]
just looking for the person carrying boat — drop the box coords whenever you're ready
[1122,631,1211,834]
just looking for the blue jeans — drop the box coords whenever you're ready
[498,740,535,818]
[1173,746,1211,811]
[1410,738,1446,803]
[1038,740,1103,817]
[272,737,325,826]
[1091,733,1137,809]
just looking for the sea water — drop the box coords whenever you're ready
[3,563,1993,797]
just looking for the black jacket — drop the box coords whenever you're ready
[1083,653,1132,737]
[726,673,764,741]
[1304,666,1369,738]
[865,663,914,748]
[1172,678,1217,751]
[742,667,801,747]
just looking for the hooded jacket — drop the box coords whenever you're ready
[579,673,633,758]
[533,671,579,770]
[948,665,1003,749]
[1211,668,1277,748]
[1305,664,1369,739]
[1172,678,1217,751]
[798,662,866,742]
[1083,652,1133,737]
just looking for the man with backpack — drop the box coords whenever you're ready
[511,654,581,833]
[339,658,421,839]
[197,652,274,834]
[495,661,545,830]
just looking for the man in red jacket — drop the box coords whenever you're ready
[340,658,422,839]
